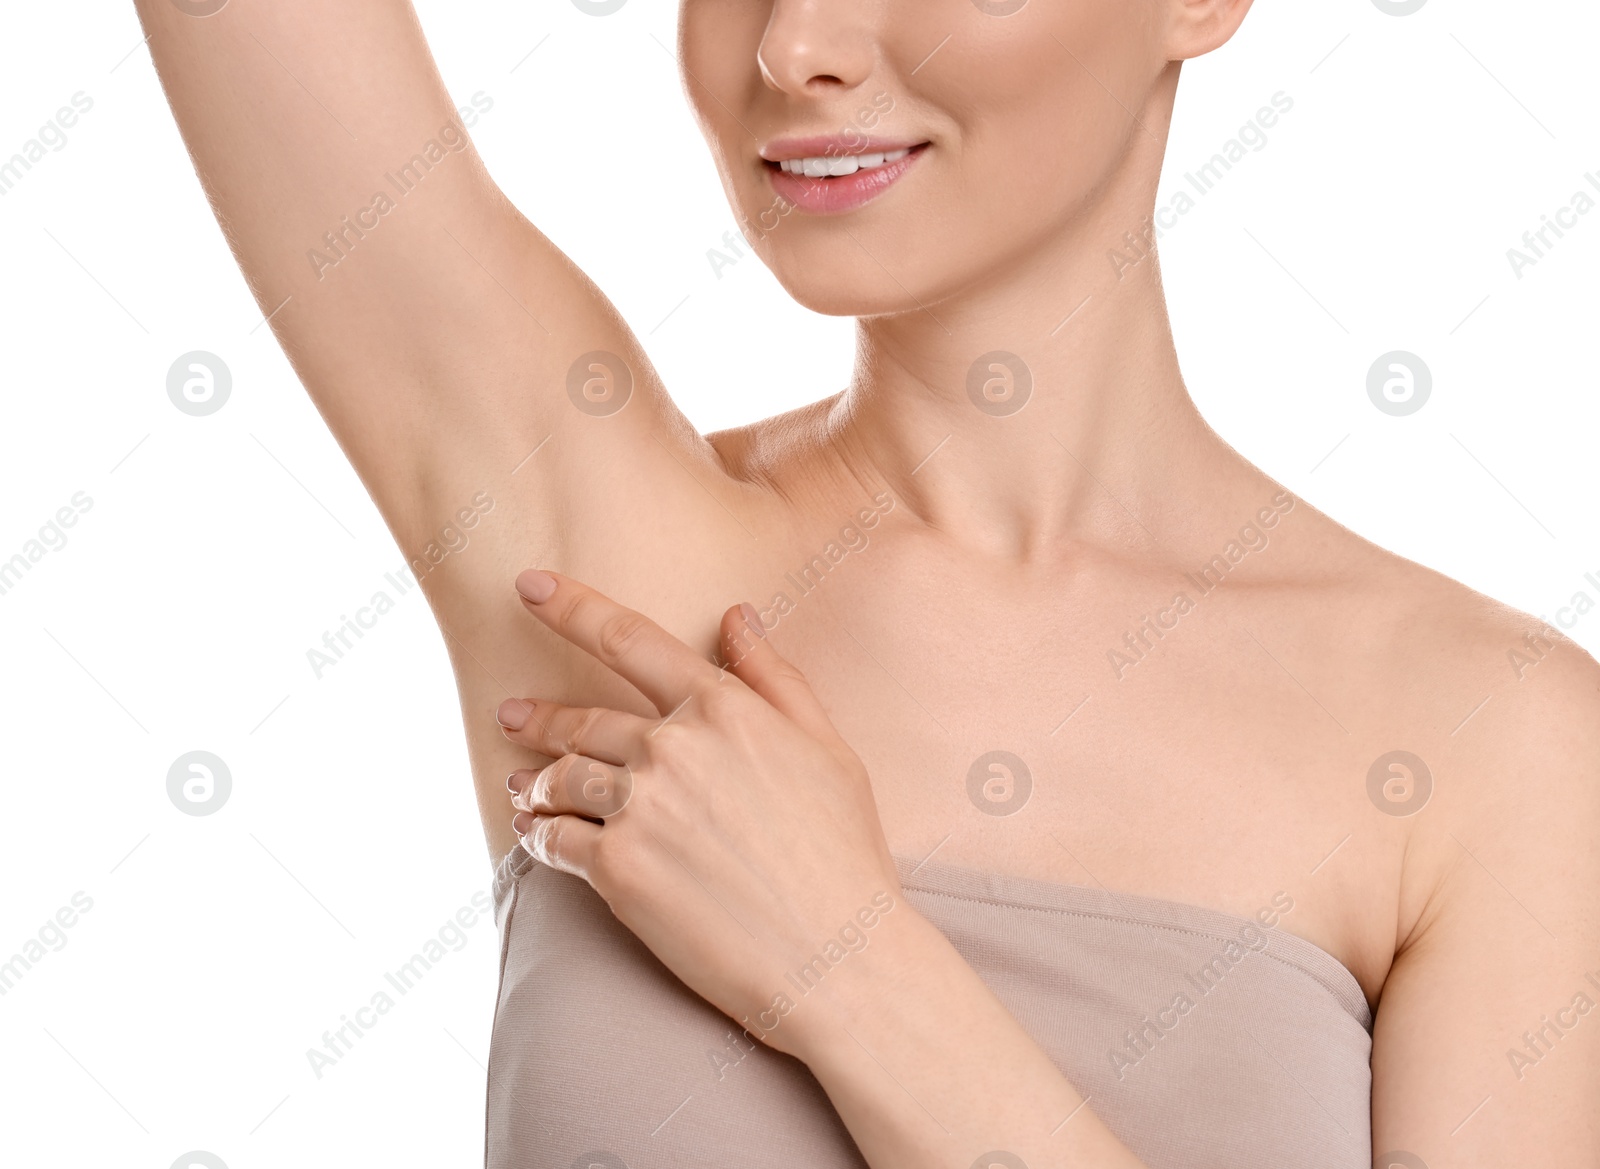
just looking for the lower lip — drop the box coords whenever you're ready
[765,145,928,215]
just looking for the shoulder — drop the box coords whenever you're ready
[1290,510,1600,944]
[1271,497,1598,741]
[1334,545,1600,1141]
[1430,583,1600,855]
[1422,577,1600,832]
[1344,537,1600,777]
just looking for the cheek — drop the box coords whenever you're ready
[939,13,1150,221]
[679,3,769,172]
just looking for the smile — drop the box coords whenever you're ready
[773,147,913,177]
[761,139,929,215]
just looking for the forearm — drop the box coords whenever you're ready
[785,904,1148,1169]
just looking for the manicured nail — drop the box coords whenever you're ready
[739,602,766,640]
[512,811,532,835]
[497,698,530,731]
[506,770,532,794]
[516,570,557,604]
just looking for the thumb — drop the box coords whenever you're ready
[720,603,843,748]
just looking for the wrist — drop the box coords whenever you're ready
[768,891,951,1066]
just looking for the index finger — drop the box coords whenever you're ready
[514,569,718,715]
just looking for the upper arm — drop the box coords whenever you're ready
[1371,644,1600,1165]
[136,0,698,547]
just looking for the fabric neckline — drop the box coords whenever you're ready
[893,852,1374,1032]
[491,845,1373,1032]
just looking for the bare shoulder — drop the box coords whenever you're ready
[1282,500,1600,945]
[1331,520,1600,778]
[1275,495,1598,742]
[1412,563,1600,849]
[1317,536,1600,1158]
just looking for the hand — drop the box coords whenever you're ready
[494,569,905,1059]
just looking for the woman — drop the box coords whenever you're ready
[135,0,1598,1165]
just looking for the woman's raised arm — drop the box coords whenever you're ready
[134,0,689,550]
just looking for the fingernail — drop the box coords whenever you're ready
[516,570,557,604]
[506,770,531,794]
[497,698,530,731]
[512,811,532,835]
[739,602,766,640]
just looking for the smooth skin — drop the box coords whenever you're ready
[133,0,1600,1165]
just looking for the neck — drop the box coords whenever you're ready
[827,80,1250,562]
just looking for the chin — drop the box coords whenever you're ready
[765,258,930,319]
[739,210,974,319]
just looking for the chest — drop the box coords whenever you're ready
[462,519,1395,1002]
[707,534,1393,1002]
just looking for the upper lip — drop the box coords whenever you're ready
[759,135,928,163]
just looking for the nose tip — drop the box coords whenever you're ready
[757,0,874,95]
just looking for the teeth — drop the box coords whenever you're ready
[779,147,915,177]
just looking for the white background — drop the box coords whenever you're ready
[1,0,1596,1165]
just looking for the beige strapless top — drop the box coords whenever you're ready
[485,847,1373,1168]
